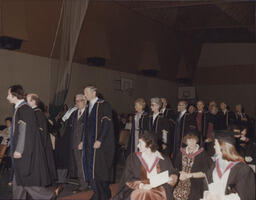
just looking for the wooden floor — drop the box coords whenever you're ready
[60,184,118,200]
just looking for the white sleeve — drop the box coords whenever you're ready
[222,193,240,200]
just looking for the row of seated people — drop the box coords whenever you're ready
[113,130,255,200]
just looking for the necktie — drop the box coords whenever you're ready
[78,110,82,119]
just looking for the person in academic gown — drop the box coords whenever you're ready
[127,98,148,154]
[160,98,177,129]
[234,126,256,167]
[195,101,214,144]
[202,130,255,200]
[7,85,57,200]
[82,86,115,200]
[215,102,236,130]
[173,101,197,159]
[173,130,213,200]
[234,104,249,129]
[113,131,178,200]
[141,97,171,155]
[26,93,57,184]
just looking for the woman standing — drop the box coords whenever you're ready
[202,130,255,200]
[142,97,170,155]
[128,98,147,154]
[173,130,213,200]
[113,131,178,200]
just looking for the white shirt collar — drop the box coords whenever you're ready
[90,97,99,108]
[155,150,164,160]
[185,144,199,154]
[15,99,25,109]
[180,110,186,118]
[161,108,166,114]
[153,112,159,122]
[78,107,86,115]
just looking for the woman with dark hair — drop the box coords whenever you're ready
[113,131,178,200]
[202,130,255,200]
[173,130,213,200]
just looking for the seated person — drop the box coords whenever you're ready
[173,130,213,200]
[234,126,256,170]
[113,131,178,200]
[0,117,12,146]
[202,130,255,200]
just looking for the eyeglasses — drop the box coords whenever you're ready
[76,99,85,103]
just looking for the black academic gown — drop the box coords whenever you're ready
[174,148,213,200]
[141,113,171,155]
[113,152,177,200]
[206,162,255,200]
[127,111,148,155]
[54,110,79,177]
[215,110,236,130]
[34,107,57,183]
[195,111,213,142]
[173,112,197,157]
[163,108,177,129]
[82,99,115,182]
[237,139,256,165]
[234,112,249,128]
[11,103,51,186]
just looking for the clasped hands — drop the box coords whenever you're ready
[78,140,102,150]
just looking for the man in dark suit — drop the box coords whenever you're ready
[173,100,196,158]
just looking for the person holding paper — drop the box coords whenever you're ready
[202,130,255,200]
[173,130,213,200]
[113,131,178,200]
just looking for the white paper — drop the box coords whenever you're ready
[249,164,256,173]
[162,130,168,144]
[149,170,169,188]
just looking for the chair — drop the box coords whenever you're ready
[118,130,130,163]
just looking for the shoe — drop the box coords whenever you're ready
[72,186,88,194]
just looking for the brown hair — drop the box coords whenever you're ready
[9,85,24,99]
[134,98,146,109]
[139,131,158,152]
[218,140,244,163]
[182,133,199,145]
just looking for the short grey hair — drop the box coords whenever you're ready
[151,97,162,107]
[76,94,86,100]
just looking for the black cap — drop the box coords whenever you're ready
[213,130,236,145]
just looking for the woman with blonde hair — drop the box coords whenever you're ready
[128,98,148,154]
[202,130,255,200]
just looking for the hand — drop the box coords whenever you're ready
[140,184,152,190]
[241,117,247,121]
[93,140,101,149]
[78,142,83,150]
[205,138,212,143]
[168,174,178,186]
[245,156,253,163]
[13,151,22,159]
[162,144,167,150]
[240,136,246,141]
[234,134,241,138]
[179,172,192,181]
